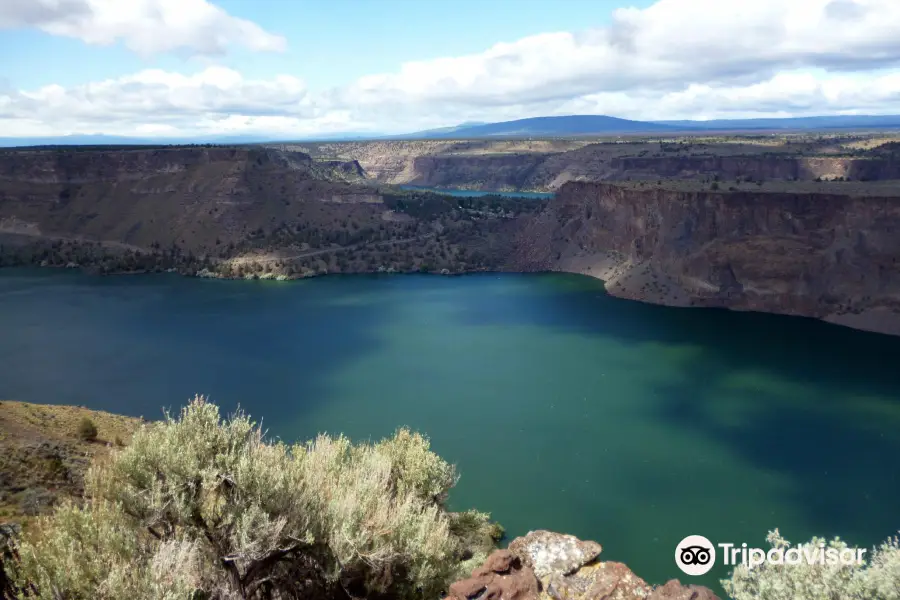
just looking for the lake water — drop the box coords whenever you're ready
[399,185,553,199]
[1,268,899,594]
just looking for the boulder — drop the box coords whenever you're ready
[468,531,721,600]
[543,561,651,600]
[646,580,721,600]
[448,549,541,600]
[541,562,721,600]
[508,530,602,579]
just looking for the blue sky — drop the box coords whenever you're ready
[1,0,899,137]
[1,0,653,90]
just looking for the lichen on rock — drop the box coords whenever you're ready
[449,531,720,600]
[508,530,603,579]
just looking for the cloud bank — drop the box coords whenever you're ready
[3,0,900,137]
[0,0,286,55]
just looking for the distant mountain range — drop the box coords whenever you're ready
[389,115,674,139]
[0,131,383,147]
[655,115,900,131]
[403,114,900,138]
[4,114,900,147]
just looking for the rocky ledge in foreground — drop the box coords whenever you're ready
[449,530,718,600]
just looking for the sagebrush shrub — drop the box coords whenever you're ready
[8,396,497,600]
[76,417,98,441]
[723,529,900,600]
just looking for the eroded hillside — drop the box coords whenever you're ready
[0,147,376,254]
[293,135,900,192]
[0,146,536,279]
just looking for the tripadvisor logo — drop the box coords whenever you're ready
[676,535,716,576]
[675,535,867,576]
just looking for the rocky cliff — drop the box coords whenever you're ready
[300,140,608,191]
[0,147,309,183]
[510,182,900,336]
[611,155,900,182]
[300,139,900,191]
[0,147,380,255]
[408,154,549,190]
[405,143,641,191]
[4,148,900,336]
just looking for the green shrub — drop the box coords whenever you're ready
[76,417,98,442]
[8,396,496,600]
[10,500,202,599]
[723,529,900,600]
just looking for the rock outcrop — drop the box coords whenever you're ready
[449,550,541,600]
[448,531,719,600]
[511,182,900,336]
[508,531,602,579]
[610,155,900,182]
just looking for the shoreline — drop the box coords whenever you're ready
[5,261,900,339]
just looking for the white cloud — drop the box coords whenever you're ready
[554,71,900,121]
[5,0,900,136]
[336,0,900,110]
[0,0,286,56]
[0,67,349,137]
[8,67,309,121]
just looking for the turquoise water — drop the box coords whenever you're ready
[1,268,899,594]
[399,185,553,199]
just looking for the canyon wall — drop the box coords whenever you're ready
[611,155,900,181]
[4,148,900,336]
[406,144,639,190]
[408,154,548,190]
[0,148,524,279]
[511,182,900,335]
[303,140,606,191]
[0,147,377,253]
[310,140,900,192]
[0,147,311,183]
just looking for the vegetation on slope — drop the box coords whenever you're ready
[0,401,141,524]
[0,185,545,280]
[3,397,499,600]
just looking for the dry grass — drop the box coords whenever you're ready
[0,401,140,445]
[0,400,142,525]
[842,136,900,151]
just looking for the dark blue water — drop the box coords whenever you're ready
[399,185,553,199]
[1,268,899,594]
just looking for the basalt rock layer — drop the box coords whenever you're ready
[510,182,900,336]
[610,155,900,182]
[0,147,382,254]
[449,531,719,600]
